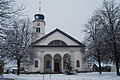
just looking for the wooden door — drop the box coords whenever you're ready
[54,62,60,72]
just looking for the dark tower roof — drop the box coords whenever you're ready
[33,14,46,25]
[34,14,45,21]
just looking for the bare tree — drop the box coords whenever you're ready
[4,18,32,75]
[0,0,24,59]
[100,0,120,76]
[0,0,23,27]
[84,15,105,74]
[84,0,120,76]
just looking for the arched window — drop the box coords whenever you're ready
[76,60,80,67]
[48,40,67,46]
[63,54,71,69]
[44,54,52,71]
[35,60,38,68]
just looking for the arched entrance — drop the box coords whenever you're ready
[63,54,71,69]
[44,54,52,73]
[54,54,61,73]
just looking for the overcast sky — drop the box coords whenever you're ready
[16,0,104,42]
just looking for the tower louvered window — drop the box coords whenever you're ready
[36,27,40,32]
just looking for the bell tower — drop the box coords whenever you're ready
[31,14,46,42]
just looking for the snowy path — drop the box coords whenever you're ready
[3,72,120,80]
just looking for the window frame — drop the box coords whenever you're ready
[35,60,38,68]
[36,27,40,32]
[48,40,67,46]
[76,60,80,67]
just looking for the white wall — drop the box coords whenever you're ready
[30,47,84,72]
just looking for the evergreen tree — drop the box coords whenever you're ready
[64,60,74,75]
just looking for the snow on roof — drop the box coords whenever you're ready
[11,67,17,70]
[4,61,17,69]
[94,62,115,67]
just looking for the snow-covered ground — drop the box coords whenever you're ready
[3,72,120,80]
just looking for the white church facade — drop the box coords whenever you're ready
[29,14,85,73]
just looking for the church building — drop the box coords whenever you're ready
[29,14,85,73]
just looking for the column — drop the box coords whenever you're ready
[61,58,63,72]
[52,58,54,73]
[71,51,75,70]
[40,51,44,73]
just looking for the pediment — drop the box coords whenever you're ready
[31,28,85,47]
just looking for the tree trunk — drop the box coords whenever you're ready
[97,49,102,74]
[17,59,20,76]
[115,58,120,76]
[113,41,120,76]
[98,55,102,74]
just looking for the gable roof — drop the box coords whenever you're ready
[31,28,85,47]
